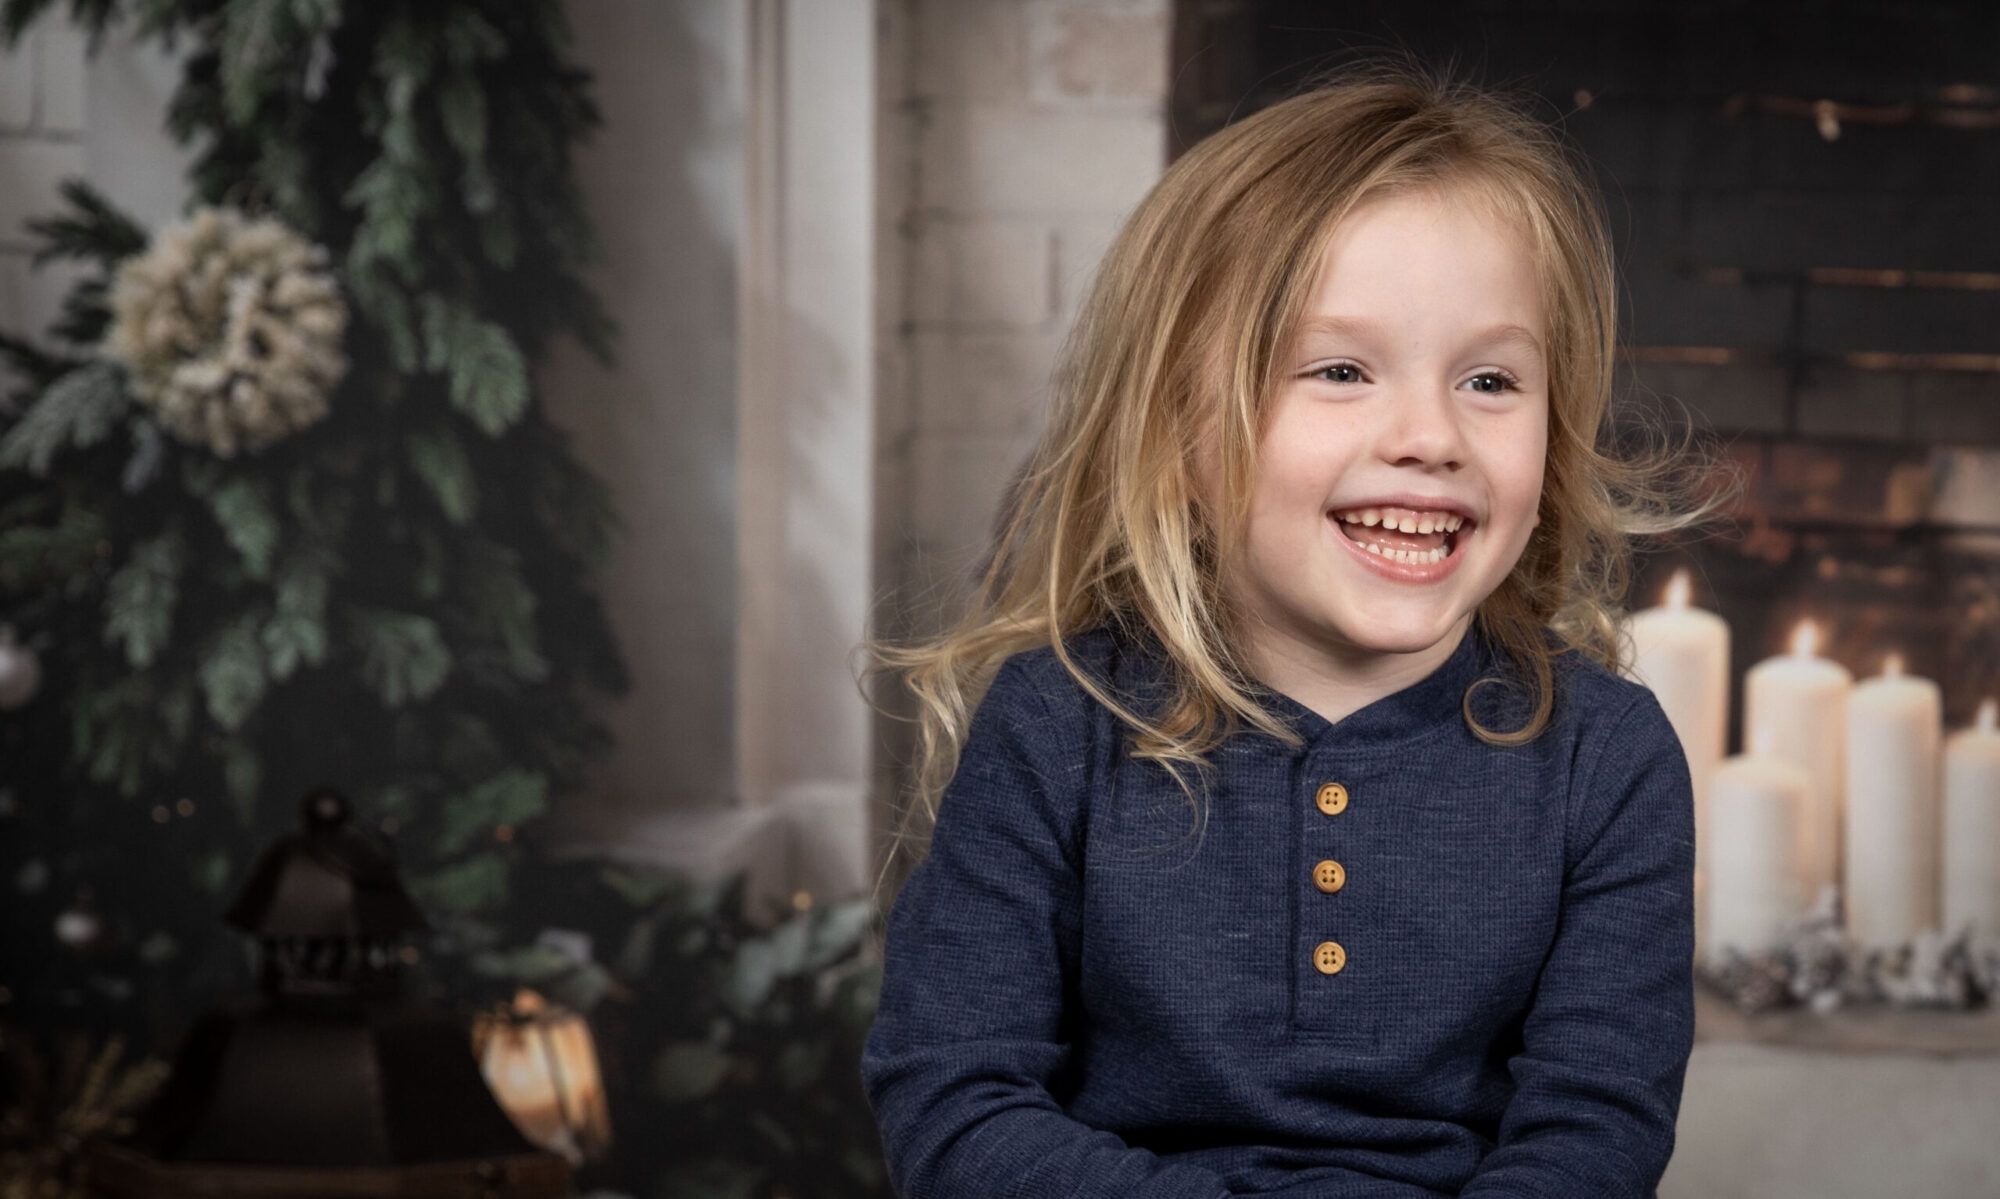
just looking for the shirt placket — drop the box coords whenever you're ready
[1293,750,1376,1039]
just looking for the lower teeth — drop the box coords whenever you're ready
[1363,542,1448,564]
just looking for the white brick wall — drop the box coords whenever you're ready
[879,0,1169,632]
[0,19,89,355]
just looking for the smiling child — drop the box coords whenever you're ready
[862,62,1718,1199]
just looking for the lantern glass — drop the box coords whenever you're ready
[474,989,613,1164]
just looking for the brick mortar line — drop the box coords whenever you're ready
[0,128,85,145]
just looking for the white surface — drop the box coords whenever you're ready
[1666,1042,2000,1199]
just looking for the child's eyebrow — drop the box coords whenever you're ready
[1292,316,1545,361]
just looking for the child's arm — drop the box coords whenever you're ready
[1457,690,1696,1199]
[861,655,1235,1199]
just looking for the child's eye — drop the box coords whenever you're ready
[1461,371,1519,394]
[1311,362,1365,384]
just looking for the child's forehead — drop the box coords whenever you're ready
[1318,178,1537,260]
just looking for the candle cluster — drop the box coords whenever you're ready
[1624,571,2000,976]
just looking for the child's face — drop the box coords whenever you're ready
[1225,184,1548,680]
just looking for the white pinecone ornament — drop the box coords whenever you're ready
[104,206,348,457]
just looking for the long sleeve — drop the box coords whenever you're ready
[861,655,1234,1199]
[1457,690,1697,1199]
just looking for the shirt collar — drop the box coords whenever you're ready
[1106,619,1507,757]
[1238,621,1498,755]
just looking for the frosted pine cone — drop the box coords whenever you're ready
[104,207,347,457]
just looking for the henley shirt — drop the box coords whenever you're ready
[862,621,1697,1198]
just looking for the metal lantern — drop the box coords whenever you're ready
[83,788,570,1198]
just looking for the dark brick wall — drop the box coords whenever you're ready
[1170,0,2000,739]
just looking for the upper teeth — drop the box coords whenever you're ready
[1335,507,1463,533]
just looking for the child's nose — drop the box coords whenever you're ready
[1377,385,1468,470]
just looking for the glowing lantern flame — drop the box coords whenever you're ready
[1788,619,1819,658]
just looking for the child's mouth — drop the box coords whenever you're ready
[1328,505,1467,566]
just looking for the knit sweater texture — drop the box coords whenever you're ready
[861,621,1697,1198]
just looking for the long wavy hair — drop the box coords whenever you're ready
[869,62,1728,867]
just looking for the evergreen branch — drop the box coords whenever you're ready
[0,360,130,476]
[460,533,545,683]
[418,294,528,436]
[405,426,477,525]
[204,476,279,581]
[25,179,149,269]
[197,608,269,732]
[103,522,183,669]
[412,851,509,915]
[49,275,116,346]
[219,734,261,823]
[0,329,86,392]
[0,494,105,594]
[435,768,546,856]
[218,0,283,127]
[348,605,451,707]
[260,540,332,680]
[1,0,119,48]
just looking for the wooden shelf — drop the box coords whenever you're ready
[1694,985,2000,1055]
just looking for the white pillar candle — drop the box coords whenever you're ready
[1705,731,1810,967]
[1744,619,1851,911]
[1844,655,1942,948]
[1943,698,2000,942]
[1625,569,1729,956]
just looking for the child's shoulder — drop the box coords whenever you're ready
[1545,635,1678,746]
[988,623,1160,718]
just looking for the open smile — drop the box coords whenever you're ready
[1325,504,1472,583]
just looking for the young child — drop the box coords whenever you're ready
[862,64,1716,1199]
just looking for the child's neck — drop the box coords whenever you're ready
[1243,618,1471,728]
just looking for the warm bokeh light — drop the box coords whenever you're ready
[1883,654,1905,679]
[1788,619,1820,658]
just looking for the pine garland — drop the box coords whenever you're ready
[0,0,629,1046]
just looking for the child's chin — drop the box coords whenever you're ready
[1341,623,1462,658]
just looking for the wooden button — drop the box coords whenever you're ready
[1315,782,1348,815]
[1313,859,1345,893]
[1313,940,1346,975]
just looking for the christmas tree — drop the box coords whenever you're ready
[0,0,631,1052]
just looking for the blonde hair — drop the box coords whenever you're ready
[869,61,1728,873]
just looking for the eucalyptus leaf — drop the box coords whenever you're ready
[802,897,875,972]
[599,864,682,910]
[415,853,508,915]
[469,942,572,981]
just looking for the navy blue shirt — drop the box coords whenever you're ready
[862,622,1696,1198]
